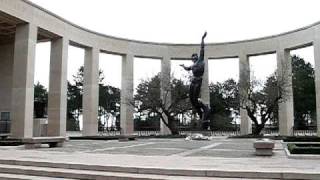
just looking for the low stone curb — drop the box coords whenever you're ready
[282,141,320,160]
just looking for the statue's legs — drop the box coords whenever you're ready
[189,78,210,130]
[189,80,203,119]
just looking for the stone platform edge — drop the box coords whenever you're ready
[0,159,319,180]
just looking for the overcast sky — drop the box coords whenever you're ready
[30,0,318,90]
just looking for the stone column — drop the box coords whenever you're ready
[160,56,171,135]
[82,47,99,136]
[277,49,294,136]
[313,32,320,137]
[239,53,252,135]
[201,56,210,105]
[48,37,69,137]
[11,23,37,138]
[120,54,134,135]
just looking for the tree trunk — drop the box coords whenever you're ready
[253,124,264,135]
[168,117,179,135]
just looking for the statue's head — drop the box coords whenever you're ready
[191,53,198,62]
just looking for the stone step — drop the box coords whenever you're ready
[0,159,318,180]
[0,172,76,180]
[0,164,267,180]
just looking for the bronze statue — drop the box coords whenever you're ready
[180,32,210,128]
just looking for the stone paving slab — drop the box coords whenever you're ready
[0,137,318,179]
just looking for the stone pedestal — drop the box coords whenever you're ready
[254,139,275,156]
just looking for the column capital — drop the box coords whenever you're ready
[124,53,134,60]
[238,52,248,60]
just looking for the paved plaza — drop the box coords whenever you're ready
[0,137,319,179]
[27,137,283,158]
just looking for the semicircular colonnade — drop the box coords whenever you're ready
[0,0,319,138]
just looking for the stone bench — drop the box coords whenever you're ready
[0,133,10,140]
[22,136,65,149]
[254,139,275,156]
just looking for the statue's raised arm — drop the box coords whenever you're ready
[199,31,207,62]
